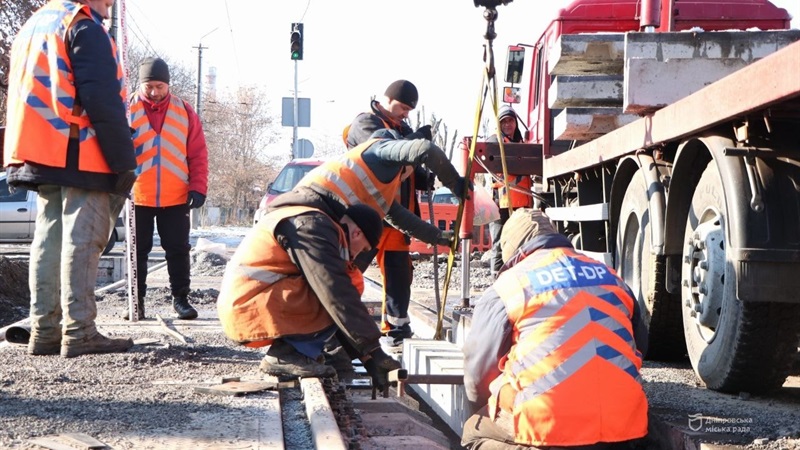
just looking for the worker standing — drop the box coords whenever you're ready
[3,0,138,357]
[462,209,649,449]
[217,200,401,387]
[487,105,533,279]
[343,80,437,349]
[129,57,209,320]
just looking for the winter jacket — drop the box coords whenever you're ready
[217,206,364,347]
[130,92,208,207]
[4,0,136,194]
[265,188,384,356]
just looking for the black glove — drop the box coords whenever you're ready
[114,170,137,197]
[362,348,402,391]
[416,124,433,141]
[437,230,456,247]
[452,176,474,200]
[187,190,206,209]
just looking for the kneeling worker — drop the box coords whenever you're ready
[462,209,649,449]
[217,200,401,388]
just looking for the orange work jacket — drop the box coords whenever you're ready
[489,246,648,446]
[4,1,124,173]
[217,206,364,347]
[297,138,401,218]
[130,95,190,207]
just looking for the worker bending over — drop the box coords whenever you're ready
[217,200,401,388]
[462,209,649,449]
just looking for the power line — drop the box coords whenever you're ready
[224,0,242,88]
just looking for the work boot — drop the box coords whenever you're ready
[61,332,134,358]
[173,295,198,320]
[27,329,61,356]
[28,338,61,356]
[260,339,336,379]
[121,296,146,321]
[379,323,413,350]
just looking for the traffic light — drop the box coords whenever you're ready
[290,23,303,60]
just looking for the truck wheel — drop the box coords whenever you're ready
[102,229,117,256]
[681,164,797,393]
[616,173,685,360]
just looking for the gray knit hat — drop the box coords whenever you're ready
[384,80,418,109]
[500,208,557,263]
[139,57,170,84]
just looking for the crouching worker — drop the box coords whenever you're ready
[217,201,401,387]
[462,209,649,449]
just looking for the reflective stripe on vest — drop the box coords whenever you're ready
[298,138,400,217]
[490,247,647,446]
[3,1,125,173]
[130,95,190,207]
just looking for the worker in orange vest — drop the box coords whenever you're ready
[217,200,401,386]
[129,57,209,321]
[462,209,649,449]
[3,0,138,358]
[343,80,437,350]
[488,105,533,278]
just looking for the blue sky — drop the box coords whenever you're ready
[123,0,800,153]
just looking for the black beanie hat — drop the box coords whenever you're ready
[384,80,418,109]
[344,204,384,248]
[139,57,170,84]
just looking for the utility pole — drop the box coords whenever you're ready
[193,43,207,118]
[190,28,216,229]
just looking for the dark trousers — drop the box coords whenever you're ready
[489,208,511,275]
[135,204,191,298]
[462,406,635,450]
[380,249,413,331]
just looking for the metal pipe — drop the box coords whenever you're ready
[640,0,662,30]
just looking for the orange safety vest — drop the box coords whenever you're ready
[489,246,648,446]
[297,138,401,218]
[4,1,125,173]
[217,206,364,347]
[130,94,190,207]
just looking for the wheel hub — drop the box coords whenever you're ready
[684,212,725,339]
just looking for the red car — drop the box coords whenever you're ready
[253,158,325,225]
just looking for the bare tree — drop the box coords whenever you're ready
[202,86,279,224]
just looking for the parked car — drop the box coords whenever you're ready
[253,158,325,225]
[0,172,125,255]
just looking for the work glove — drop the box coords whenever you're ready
[416,124,433,141]
[187,190,206,209]
[114,170,137,197]
[452,176,474,201]
[362,348,402,391]
[437,230,456,247]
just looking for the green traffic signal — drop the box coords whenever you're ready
[290,23,303,60]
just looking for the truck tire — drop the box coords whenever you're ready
[681,163,798,394]
[616,173,685,360]
[102,229,117,256]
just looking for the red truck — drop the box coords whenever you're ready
[473,0,800,394]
